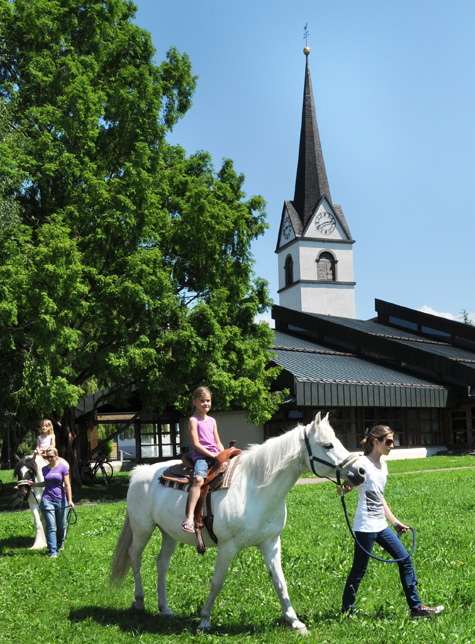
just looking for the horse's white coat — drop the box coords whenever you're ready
[110,412,366,634]
[25,456,47,550]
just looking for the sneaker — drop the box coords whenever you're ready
[49,554,58,559]
[411,604,444,618]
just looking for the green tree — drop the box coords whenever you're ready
[0,0,282,479]
[460,310,474,326]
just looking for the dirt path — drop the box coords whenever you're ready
[296,464,475,485]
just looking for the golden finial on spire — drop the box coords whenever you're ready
[303,23,310,55]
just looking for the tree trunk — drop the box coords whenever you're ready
[58,408,83,486]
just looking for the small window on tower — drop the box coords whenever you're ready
[285,254,294,286]
[316,252,336,281]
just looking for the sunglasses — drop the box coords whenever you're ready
[378,437,394,447]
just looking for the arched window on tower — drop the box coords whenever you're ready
[316,251,336,281]
[284,254,294,287]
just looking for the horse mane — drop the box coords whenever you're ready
[238,425,305,488]
[14,457,38,478]
[238,415,337,488]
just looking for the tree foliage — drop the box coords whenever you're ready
[0,0,282,470]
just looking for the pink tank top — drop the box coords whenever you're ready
[38,434,54,450]
[190,416,219,461]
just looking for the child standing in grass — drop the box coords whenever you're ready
[182,387,223,533]
[340,424,444,619]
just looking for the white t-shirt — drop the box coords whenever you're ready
[353,455,388,532]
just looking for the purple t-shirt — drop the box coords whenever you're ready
[190,416,219,462]
[42,462,69,503]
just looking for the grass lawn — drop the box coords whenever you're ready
[0,457,474,643]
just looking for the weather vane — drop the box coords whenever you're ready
[303,23,309,46]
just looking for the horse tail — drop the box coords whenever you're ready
[110,511,133,586]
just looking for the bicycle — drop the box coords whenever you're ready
[80,451,113,486]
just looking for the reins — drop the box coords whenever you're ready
[302,427,416,565]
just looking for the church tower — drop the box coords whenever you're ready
[276,47,356,318]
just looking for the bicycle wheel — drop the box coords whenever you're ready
[94,461,113,485]
[80,463,95,485]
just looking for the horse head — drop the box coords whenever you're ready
[13,456,38,505]
[304,412,366,487]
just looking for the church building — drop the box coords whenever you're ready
[268,47,475,455]
[76,47,475,462]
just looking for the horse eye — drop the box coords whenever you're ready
[324,443,334,450]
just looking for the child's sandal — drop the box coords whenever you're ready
[182,521,195,533]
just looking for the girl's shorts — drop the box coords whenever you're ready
[193,457,214,479]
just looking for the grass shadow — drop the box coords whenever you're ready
[70,606,204,635]
[69,606,284,637]
[0,535,40,554]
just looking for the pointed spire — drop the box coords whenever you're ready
[292,49,332,227]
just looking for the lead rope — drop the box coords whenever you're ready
[64,507,78,540]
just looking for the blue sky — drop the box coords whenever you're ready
[134,0,475,323]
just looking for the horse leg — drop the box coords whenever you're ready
[28,498,47,550]
[258,537,308,635]
[198,543,236,631]
[129,524,156,613]
[156,531,177,617]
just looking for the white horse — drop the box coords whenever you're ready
[14,453,70,550]
[110,412,366,634]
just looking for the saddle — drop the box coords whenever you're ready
[160,444,242,555]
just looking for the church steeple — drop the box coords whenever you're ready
[292,48,332,228]
[275,46,356,319]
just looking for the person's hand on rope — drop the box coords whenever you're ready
[337,483,354,496]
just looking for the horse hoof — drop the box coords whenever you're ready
[30,544,47,550]
[131,602,145,613]
[292,621,309,636]
[159,609,173,617]
[197,619,211,631]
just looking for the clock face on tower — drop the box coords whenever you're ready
[282,216,293,240]
[315,210,336,236]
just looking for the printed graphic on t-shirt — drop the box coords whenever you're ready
[365,490,384,520]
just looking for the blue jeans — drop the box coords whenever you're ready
[40,497,67,557]
[193,457,214,479]
[342,526,421,611]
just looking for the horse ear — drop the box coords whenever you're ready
[323,412,329,423]
[14,454,21,463]
[314,411,321,423]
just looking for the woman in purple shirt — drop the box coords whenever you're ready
[32,447,74,558]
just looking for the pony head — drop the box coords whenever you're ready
[304,412,366,486]
[13,456,38,505]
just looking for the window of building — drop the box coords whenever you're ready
[316,251,336,281]
[139,422,181,459]
[284,254,294,287]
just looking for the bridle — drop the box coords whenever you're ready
[303,425,360,483]
[304,425,416,564]
[16,478,41,506]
